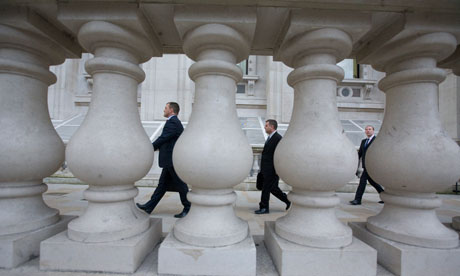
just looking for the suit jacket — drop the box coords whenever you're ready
[153,116,183,168]
[358,136,375,170]
[260,131,282,177]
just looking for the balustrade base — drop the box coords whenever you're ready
[350,222,460,276]
[265,221,377,276]
[158,231,256,276]
[39,218,161,273]
[0,215,73,269]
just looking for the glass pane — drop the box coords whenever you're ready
[236,84,245,93]
[345,132,367,147]
[56,126,79,142]
[237,60,248,75]
[240,117,261,128]
[243,129,265,145]
[337,59,354,79]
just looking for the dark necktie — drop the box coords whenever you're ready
[365,138,370,147]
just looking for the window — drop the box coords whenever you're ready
[337,59,359,79]
[337,87,362,98]
[237,84,246,94]
[341,87,351,97]
[238,60,248,75]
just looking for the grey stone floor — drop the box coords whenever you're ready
[2,184,460,276]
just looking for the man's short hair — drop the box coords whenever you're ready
[365,125,374,130]
[168,102,180,115]
[266,119,278,130]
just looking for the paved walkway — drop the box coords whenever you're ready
[2,184,460,276]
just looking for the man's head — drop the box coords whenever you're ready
[364,125,374,138]
[265,119,278,135]
[163,102,180,118]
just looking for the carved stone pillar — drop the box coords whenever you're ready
[39,21,161,273]
[439,46,460,231]
[0,24,71,268]
[158,22,256,276]
[365,32,460,249]
[173,23,253,247]
[273,28,358,248]
[264,12,377,275]
[351,29,460,276]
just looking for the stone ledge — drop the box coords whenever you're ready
[40,218,161,274]
[350,222,460,276]
[265,221,377,276]
[0,215,73,269]
[158,231,256,276]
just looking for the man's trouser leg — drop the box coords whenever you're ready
[168,166,191,211]
[271,181,289,205]
[354,171,369,202]
[145,168,169,211]
[260,174,279,209]
[368,174,384,193]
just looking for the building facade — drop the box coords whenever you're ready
[47,53,460,145]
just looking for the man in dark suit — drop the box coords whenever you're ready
[254,119,291,214]
[350,125,384,205]
[137,102,191,218]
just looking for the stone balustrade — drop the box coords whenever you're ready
[1,1,459,276]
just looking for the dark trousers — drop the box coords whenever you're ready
[354,170,384,201]
[144,166,191,212]
[259,173,289,209]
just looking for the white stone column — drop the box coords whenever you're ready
[364,32,460,249]
[158,23,256,276]
[0,24,72,268]
[439,47,460,231]
[264,27,377,276]
[39,21,161,273]
[350,30,460,276]
[173,23,253,247]
[275,28,357,248]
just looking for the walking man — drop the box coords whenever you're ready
[350,125,384,205]
[254,119,291,214]
[137,102,191,218]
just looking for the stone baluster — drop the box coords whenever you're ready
[273,28,358,248]
[172,23,253,247]
[251,148,262,176]
[40,21,160,273]
[264,26,377,276]
[439,46,460,232]
[363,32,460,249]
[158,23,256,276]
[65,21,154,243]
[0,24,70,268]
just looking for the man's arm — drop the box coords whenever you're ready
[152,120,180,150]
[272,133,282,149]
[358,140,364,158]
[267,133,282,160]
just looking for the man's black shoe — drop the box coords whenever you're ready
[286,201,291,210]
[136,203,152,214]
[174,209,189,218]
[349,200,361,205]
[254,208,269,214]
[378,200,384,204]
